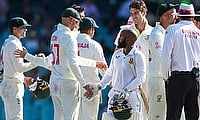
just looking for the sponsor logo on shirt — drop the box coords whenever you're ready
[78,43,89,48]
[129,58,134,64]
[154,41,161,49]
[51,36,58,41]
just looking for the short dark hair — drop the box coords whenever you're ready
[129,0,147,12]
[71,4,85,13]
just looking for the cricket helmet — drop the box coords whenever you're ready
[29,77,50,99]
[109,94,132,119]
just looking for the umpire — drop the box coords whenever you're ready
[162,3,200,120]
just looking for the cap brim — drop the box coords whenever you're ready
[94,25,99,28]
[71,16,82,22]
[23,24,32,27]
[195,17,200,21]
[173,13,200,16]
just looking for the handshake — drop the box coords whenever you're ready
[83,82,130,100]
[83,82,102,99]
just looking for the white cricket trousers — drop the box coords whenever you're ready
[79,89,100,120]
[0,80,24,120]
[148,77,166,120]
[50,77,81,120]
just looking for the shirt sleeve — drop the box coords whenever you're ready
[67,36,85,85]
[98,54,114,89]
[9,45,36,73]
[94,42,108,76]
[162,27,173,79]
[24,53,52,70]
[77,56,96,67]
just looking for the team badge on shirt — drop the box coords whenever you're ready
[157,95,162,102]
[144,35,150,40]
[129,58,134,64]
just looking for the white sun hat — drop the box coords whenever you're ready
[173,3,200,16]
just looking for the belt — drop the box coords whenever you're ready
[113,88,138,93]
[171,71,192,75]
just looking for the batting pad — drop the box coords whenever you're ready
[102,112,116,120]
[132,111,143,120]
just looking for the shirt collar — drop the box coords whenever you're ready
[9,35,20,41]
[57,23,71,32]
[155,22,166,34]
[78,33,91,39]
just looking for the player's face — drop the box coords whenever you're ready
[118,34,127,48]
[166,8,177,24]
[130,8,146,25]
[79,11,85,19]
[71,17,80,30]
[13,26,27,39]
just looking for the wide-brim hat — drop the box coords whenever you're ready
[173,3,200,16]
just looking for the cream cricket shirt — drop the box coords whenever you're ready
[1,35,36,83]
[99,48,146,91]
[50,23,85,84]
[149,23,166,78]
[133,24,153,76]
[77,33,107,83]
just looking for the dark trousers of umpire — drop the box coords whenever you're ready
[166,72,199,120]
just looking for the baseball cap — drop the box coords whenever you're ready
[156,3,179,17]
[61,8,81,21]
[195,11,200,21]
[8,17,31,28]
[80,17,99,31]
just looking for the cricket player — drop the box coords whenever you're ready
[127,1,153,119]
[49,8,85,120]
[0,17,37,120]
[148,3,178,120]
[84,29,146,120]
[114,2,153,106]
[77,17,107,120]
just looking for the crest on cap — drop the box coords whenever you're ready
[173,3,200,16]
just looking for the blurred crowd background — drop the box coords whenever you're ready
[0,0,200,120]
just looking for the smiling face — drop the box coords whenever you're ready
[130,7,146,25]
[129,0,147,26]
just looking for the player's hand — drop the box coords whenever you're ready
[14,47,27,58]
[83,85,94,99]
[96,61,108,72]
[24,76,34,87]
